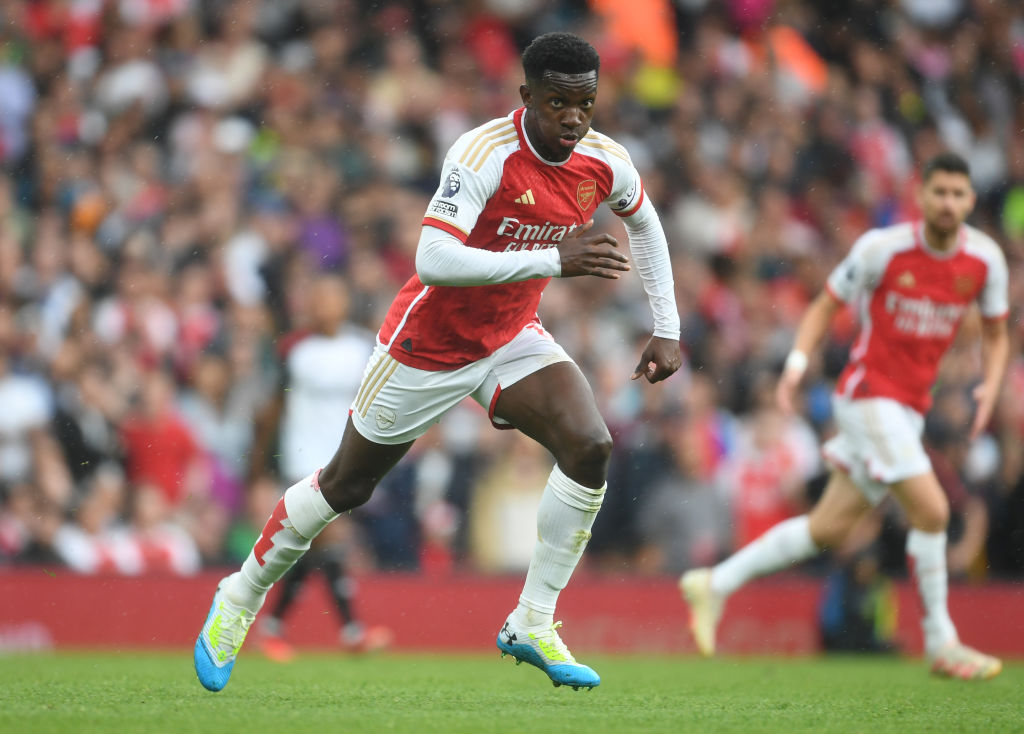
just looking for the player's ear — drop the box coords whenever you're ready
[519,84,532,108]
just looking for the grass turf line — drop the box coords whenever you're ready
[1,652,1022,734]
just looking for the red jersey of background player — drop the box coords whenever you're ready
[826,221,1008,413]
[378,107,645,371]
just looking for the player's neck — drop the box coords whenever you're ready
[921,221,959,253]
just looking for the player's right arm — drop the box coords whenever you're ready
[776,290,842,414]
[553,219,630,279]
[415,218,629,285]
[777,230,881,413]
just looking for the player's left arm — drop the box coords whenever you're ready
[617,195,682,383]
[971,315,1009,440]
[970,242,1011,440]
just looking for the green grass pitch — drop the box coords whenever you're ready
[1,652,1021,733]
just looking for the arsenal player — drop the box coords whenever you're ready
[682,152,1008,680]
[195,32,681,692]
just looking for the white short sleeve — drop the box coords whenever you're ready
[422,118,514,241]
[827,229,886,303]
[975,238,1009,320]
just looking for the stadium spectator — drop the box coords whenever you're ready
[119,368,206,508]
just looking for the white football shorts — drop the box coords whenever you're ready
[349,322,572,444]
[822,395,932,506]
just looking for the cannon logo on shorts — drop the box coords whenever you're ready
[376,406,397,431]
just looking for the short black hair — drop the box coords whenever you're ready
[922,152,971,182]
[522,33,600,85]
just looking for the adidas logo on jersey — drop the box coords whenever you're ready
[514,189,536,205]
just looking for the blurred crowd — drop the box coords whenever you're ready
[1,0,1023,583]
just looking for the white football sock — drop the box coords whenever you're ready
[710,515,818,597]
[906,528,958,656]
[511,465,605,630]
[225,472,338,612]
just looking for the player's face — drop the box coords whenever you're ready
[918,170,975,236]
[520,70,598,162]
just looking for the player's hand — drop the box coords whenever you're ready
[557,220,630,279]
[631,336,682,383]
[775,370,802,415]
[969,381,998,440]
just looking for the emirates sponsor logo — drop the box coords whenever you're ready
[497,217,577,252]
[885,292,966,338]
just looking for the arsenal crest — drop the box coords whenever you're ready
[954,274,975,296]
[577,179,597,210]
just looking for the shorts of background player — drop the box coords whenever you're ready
[349,323,572,445]
[822,395,932,506]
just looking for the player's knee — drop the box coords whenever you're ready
[914,501,949,534]
[808,510,856,550]
[557,429,613,483]
[809,522,844,550]
[317,467,376,512]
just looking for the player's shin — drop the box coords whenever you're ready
[227,472,339,612]
[512,465,605,629]
[710,515,818,597]
[906,529,958,655]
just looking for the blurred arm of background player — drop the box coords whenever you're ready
[969,317,1009,440]
[776,290,842,413]
[248,373,284,483]
[948,494,989,577]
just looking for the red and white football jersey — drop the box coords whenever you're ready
[827,222,1009,413]
[378,107,645,371]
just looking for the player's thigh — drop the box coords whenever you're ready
[493,360,610,462]
[319,418,414,508]
[888,471,949,532]
[325,348,483,503]
[479,324,609,454]
[808,469,873,549]
[349,345,485,445]
[824,396,930,505]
